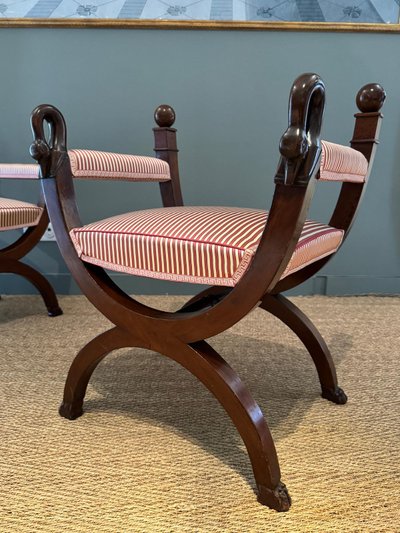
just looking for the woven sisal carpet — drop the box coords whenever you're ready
[1,295,399,532]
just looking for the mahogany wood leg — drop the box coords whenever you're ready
[60,326,291,511]
[261,294,347,405]
[59,326,133,420]
[0,258,62,316]
[157,338,291,511]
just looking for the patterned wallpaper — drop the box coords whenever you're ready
[1,0,399,23]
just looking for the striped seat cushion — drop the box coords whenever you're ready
[319,141,368,183]
[0,197,43,231]
[0,164,39,179]
[70,206,344,286]
[68,150,170,181]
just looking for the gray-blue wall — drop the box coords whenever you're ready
[1,28,399,295]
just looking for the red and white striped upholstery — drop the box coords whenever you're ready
[319,141,368,183]
[70,206,344,286]
[68,150,171,182]
[0,197,43,231]
[0,164,39,179]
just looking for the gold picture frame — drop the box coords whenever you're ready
[0,1,399,30]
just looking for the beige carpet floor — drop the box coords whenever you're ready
[0,295,399,532]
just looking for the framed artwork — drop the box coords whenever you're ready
[0,0,399,29]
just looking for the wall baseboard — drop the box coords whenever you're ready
[1,273,399,296]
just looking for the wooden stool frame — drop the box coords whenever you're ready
[0,195,62,316]
[30,74,385,511]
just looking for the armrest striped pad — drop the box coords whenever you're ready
[319,141,368,183]
[68,150,171,182]
[0,164,39,179]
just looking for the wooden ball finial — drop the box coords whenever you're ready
[154,105,176,127]
[356,83,386,112]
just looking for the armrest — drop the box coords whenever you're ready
[0,163,39,179]
[1,151,171,182]
[319,141,368,183]
[68,149,171,182]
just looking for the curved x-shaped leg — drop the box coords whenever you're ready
[59,326,291,511]
[261,294,347,404]
[0,257,62,317]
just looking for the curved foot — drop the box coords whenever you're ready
[48,306,63,317]
[321,386,347,405]
[59,401,83,420]
[257,481,292,511]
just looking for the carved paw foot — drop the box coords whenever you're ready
[47,306,63,317]
[59,401,84,420]
[321,386,348,405]
[257,481,292,511]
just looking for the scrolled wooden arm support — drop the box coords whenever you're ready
[0,107,63,315]
[276,73,325,186]
[273,82,385,294]
[30,104,68,180]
